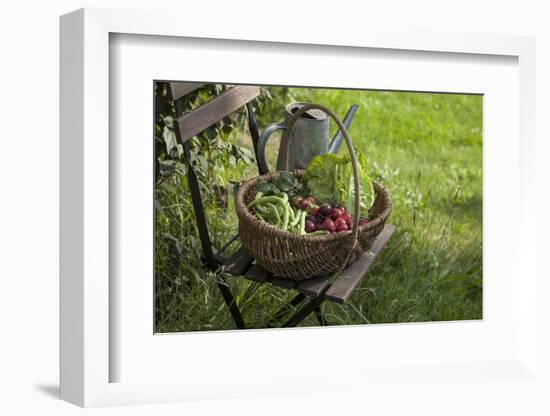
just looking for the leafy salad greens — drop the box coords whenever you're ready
[303,151,375,217]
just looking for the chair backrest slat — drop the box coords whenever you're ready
[168,82,204,101]
[175,85,260,144]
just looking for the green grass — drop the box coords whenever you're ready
[155,87,482,332]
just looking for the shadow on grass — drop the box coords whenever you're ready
[339,214,483,325]
[432,194,482,226]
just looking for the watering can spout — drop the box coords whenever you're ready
[328,104,358,154]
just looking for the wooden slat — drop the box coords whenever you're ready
[175,85,260,143]
[325,224,396,304]
[168,82,204,101]
[245,264,272,283]
[224,246,254,276]
[297,275,331,298]
[270,276,298,290]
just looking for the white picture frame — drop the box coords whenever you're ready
[60,7,538,408]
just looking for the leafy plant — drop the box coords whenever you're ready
[303,151,375,216]
[154,82,260,329]
[255,171,305,200]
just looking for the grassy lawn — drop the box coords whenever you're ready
[155,87,482,332]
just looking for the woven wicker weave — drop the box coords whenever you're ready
[235,104,392,280]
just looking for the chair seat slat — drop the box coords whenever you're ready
[270,276,298,290]
[297,276,331,298]
[224,246,254,276]
[324,224,395,304]
[245,264,272,283]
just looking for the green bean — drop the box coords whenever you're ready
[249,194,302,233]
[289,208,302,228]
[287,205,295,222]
[306,230,328,236]
[247,195,287,209]
[255,203,271,216]
[276,203,285,219]
[255,191,263,200]
[266,202,281,225]
[281,202,290,231]
[299,210,307,235]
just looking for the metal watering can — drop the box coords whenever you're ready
[256,102,358,173]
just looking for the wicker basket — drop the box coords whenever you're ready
[235,104,392,280]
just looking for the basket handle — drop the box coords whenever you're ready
[280,103,361,244]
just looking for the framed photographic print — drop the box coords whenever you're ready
[60,7,539,408]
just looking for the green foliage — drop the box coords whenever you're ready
[303,150,375,216]
[256,171,305,200]
[254,86,298,126]
[341,151,375,217]
[303,153,344,207]
[154,83,258,329]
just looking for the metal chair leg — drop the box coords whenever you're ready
[181,141,219,271]
[282,296,326,328]
[265,293,307,327]
[217,277,246,329]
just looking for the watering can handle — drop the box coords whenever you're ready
[256,122,286,174]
